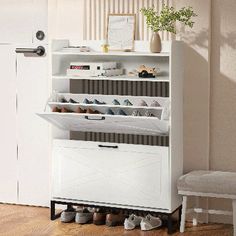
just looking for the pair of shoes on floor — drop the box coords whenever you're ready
[124,214,162,231]
[61,206,93,224]
[93,209,126,226]
[83,98,106,105]
[105,108,127,116]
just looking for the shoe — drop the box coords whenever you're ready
[69,98,78,104]
[76,107,86,113]
[93,209,106,225]
[138,100,148,106]
[60,97,68,103]
[140,214,162,231]
[105,108,114,115]
[83,98,92,104]
[131,110,142,116]
[106,212,126,227]
[150,100,160,107]
[75,208,93,224]
[123,99,133,106]
[60,208,76,223]
[112,99,120,105]
[144,111,155,117]
[116,109,127,116]
[52,107,61,112]
[61,107,71,113]
[124,214,143,230]
[86,108,100,114]
[93,99,106,105]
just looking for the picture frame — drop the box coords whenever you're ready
[106,14,136,51]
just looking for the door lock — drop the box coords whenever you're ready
[36,30,45,41]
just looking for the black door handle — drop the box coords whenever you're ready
[15,46,45,56]
[85,116,105,121]
[98,145,118,149]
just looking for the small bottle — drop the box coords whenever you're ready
[101,40,109,53]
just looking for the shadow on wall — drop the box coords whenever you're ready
[182,28,236,224]
[181,27,236,174]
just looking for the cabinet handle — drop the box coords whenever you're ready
[85,116,105,120]
[98,144,118,149]
[15,46,45,56]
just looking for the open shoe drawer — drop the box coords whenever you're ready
[52,140,170,210]
[37,112,169,136]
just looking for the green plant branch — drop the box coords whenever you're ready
[140,5,197,34]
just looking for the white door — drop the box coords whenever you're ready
[0,0,49,206]
[0,46,18,203]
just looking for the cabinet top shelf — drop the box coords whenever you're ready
[52,50,170,57]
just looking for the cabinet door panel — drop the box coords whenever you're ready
[52,141,169,210]
[17,50,50,206]
[0,46,17,203]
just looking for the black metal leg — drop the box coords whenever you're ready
[167,214,174,234]
[50,200,62,220]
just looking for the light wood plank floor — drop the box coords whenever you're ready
[0,204,233,236]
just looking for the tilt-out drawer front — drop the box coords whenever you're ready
[52,140,170,210]
[37,113,169,136]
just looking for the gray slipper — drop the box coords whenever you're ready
[60,209,76,223]
[75,209,93,224]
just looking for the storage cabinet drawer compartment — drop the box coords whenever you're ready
[52,140,169,210]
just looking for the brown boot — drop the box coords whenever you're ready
[106,211,126,227]
[93,212,106,225]
[76,107,86,113]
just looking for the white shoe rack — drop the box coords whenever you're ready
[39,39,183,216]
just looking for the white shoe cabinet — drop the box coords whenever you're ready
[39,39,183,217]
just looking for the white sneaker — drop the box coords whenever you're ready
[124,214,143,230]
[140,214,162,231]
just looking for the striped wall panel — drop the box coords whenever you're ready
[83,0,174,41]
[70,80,169,146]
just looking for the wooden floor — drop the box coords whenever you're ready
[0,204,233,236]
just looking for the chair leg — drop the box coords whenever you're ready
[180,196,187,233]
[233,199,236,236]
[193,196,199,226]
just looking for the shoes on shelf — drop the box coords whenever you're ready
[61,107,71,113]
[75,107,86,113]
[106,211,126,227]
[105,108,114,115]
[83,98,93,104]
[124,214,143,230]
[112,99,120,105]
[93,99,106,105]
[138,100,148,107]
[60,207,76,223]
[60,97,68,103]
[150,100,161,107]
[144,111,155,117]
[69,98,78,104]
[52,107,61,112]
[131,110,142,116]
[75,208,93,224]
[116,109,127,116]
[123,99,133,106]
[140,214,162,231]
[86,108,100,114]
[93,209,106,225]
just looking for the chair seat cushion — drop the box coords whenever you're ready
[177,170,236,196]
